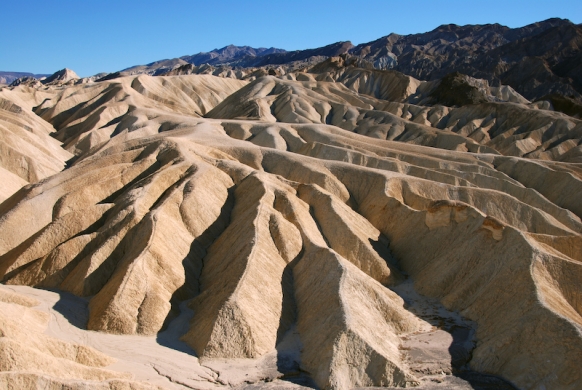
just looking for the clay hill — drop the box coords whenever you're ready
[1,19,582,390]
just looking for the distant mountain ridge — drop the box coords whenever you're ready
[226,41,354,67]
[372,18,582,100]
[121,42,353,75]
[0,71,50,85]
[180,45,287,66]
[118,18,581,103]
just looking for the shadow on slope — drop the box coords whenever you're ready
[389,279,518,390]
[50,289,90,329]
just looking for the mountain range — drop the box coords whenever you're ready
[119,17,581,105]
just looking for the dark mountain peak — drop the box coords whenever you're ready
[215,44,257,54]
[532,17,572,26]
[490,21,582,64]
[180,45,287,66]
[312,40,354,55]
[238,40,354,68]
[429,71,491,106]
[503,17,572,41]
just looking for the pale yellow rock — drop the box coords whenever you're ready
[0,94,73,201]
[0,69,581,390]
[293,246,420,389]
[183,173,298,358]
[0,288,159,389]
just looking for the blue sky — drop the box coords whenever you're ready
[2,0,581,77]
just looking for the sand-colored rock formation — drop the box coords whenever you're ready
[0,286,161,389]
[0,88,72,201]
[42,68,80,85]
[0,67,581,390]
[208,74,582,161]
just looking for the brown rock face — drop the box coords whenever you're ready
[0,66,581,390]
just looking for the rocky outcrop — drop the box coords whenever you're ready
[0,89,73,202]
[8,76,42,87]
[42,68,80,85]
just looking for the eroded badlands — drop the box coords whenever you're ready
[0,62,581,390]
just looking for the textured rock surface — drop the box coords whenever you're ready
[0,88,72,201]
[0,64,581,390]
[42,68,80,85]
[0,285,161,389]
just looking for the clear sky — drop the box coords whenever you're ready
[2,0,581,77]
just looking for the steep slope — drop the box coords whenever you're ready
[0,73,246,201]
[460,22,582,100]
[0,87,72,202]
